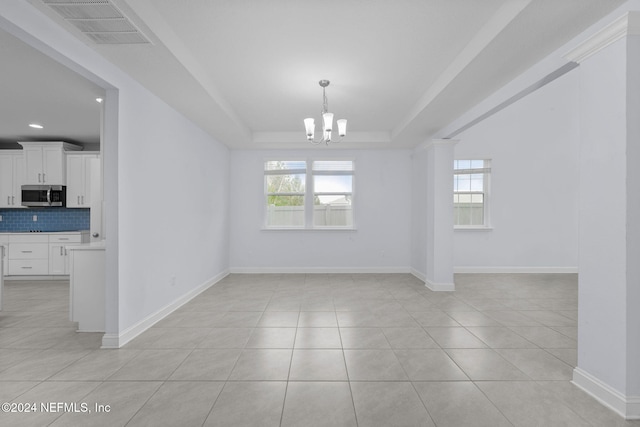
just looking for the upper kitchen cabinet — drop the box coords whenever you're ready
[66,153,100,208]
[18,141,82,185]
[0,151,24,208]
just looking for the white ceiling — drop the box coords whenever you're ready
[4,0,627,150]
[0,27,103,149]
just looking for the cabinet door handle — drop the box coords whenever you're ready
[60,247,63,256]
[6,196,9,204]
[21,250,33,253]
[11,195,14,205]
[38,173,41,183]
[59,238,69,241]
[43,173,46,183]
[21,266,33,269]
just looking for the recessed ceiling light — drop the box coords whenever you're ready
[29,123,44,129]
[96,97,103,103]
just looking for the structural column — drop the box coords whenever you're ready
[411,139,457,291]
[565,11,640,419]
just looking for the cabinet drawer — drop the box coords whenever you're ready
[9,243,49,259]
[8,234,49,243]
[8,259,49,275]
[49,234,82,243]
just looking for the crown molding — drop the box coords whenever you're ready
[414,138,458,153]
[565,11,640,63]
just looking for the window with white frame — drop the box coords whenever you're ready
[264,160,306,228]
[453,159,491,227]
[264,159,354,229]
[312,160,354,227]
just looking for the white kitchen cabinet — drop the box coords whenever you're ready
[0,234,8,277]
[49,233,83,275]
[18,141,81,185]
[66,153,99,208]
[0,151,24,208]
[8,234,49,275]
[2,232,88,276]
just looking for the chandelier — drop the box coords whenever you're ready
[304,80,347,145]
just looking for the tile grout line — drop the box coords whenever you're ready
[278,297,301,427]
[336,309,360,427]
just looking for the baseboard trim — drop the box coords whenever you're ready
[410,269,455,291]
[100,269,229,349]
[228,266,411,274]
[425,279,455,292]
[454,266,578,274]
[410,268,426,282]
[572,367,640,420]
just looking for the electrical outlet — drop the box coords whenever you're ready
[32,215,38,221]
[0,215,3,221]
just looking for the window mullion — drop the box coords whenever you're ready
[305,160,313,228]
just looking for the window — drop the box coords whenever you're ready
[453,159,490,227]
[313,160,354,227]
[264,159,354,229]
[265,160,306,227]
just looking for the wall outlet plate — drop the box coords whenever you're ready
[33,215,38,221]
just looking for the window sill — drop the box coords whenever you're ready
[454,226,493,231]
[262,227,357,232]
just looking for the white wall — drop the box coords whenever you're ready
[576,35,628,395]
[627,33,640,400]
[453,71,580,272]
[572,24,640,412]
[0,2,230,341]
[229,149,412,272]
[118,87,230,330]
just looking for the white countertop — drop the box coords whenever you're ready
[66,241,105,251]
[0,230,88,235]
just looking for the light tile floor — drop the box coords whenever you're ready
[1,274,639,426]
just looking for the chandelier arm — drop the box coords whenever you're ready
[307,134,345,144]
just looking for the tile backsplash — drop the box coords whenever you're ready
[0,208,90,232]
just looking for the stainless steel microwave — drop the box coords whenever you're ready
[21,185,66,207]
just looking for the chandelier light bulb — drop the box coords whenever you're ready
[323,112,333,132]
[304,118,315,139]
[337,119,347,137]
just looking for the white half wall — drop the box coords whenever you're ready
[453,70,580,272]
[229,149,412,272]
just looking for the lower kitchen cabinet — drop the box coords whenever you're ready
[0,234,8,275]
[1,232,88,276]
[49,234,83,275]
[8,235,49,275]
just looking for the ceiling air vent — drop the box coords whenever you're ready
[42,0,151,44]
